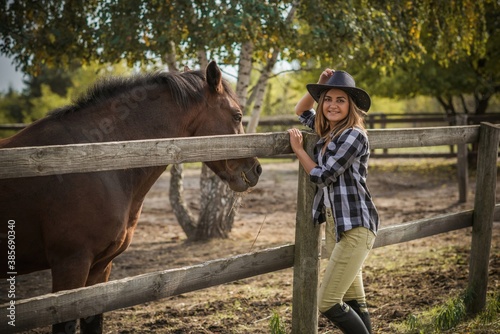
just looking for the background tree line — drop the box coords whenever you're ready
[0,0,498,240]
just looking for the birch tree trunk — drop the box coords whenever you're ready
[236,41,254,109]
[165,52,197,237]
[195,164,239,240]
[246,49,279,134]
[164,41,178,72]
[245,2,298,133]
[169,163,196,236]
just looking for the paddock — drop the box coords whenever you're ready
[0,123,498,333]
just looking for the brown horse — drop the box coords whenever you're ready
[0,61,261,333]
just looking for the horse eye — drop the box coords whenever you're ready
[233,113,242,122]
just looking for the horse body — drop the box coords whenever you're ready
[0,61,261,333]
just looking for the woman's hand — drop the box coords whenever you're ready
[318,68,334,84]
[287,128,317,173]
[288,128,304,154]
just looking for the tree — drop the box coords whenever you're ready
[1,0,494,240]
[300,0,499,118]
[1,0,299,241]
[0,89,27,124]
[165,1,301,240]
[369,0,499,162]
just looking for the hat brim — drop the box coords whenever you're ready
[306,84,371,112]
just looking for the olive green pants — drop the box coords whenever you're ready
[318,208,376,313]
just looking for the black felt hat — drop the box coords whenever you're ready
[306,71,371,112]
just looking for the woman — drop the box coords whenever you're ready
[288,69,379,334]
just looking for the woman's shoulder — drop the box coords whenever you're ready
[339,126,367,138]
[299,109,316,118]
[333,127,369,147]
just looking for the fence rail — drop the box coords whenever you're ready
[0,126,479,179]
[4,206,499,333]
[0,123,498,333]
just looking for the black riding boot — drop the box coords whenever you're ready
[322,302,370,334]
[345,300,372,334]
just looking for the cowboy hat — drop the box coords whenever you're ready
[306,70,371,112]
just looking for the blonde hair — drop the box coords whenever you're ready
[314,91,367,142]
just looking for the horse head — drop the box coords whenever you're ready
[192,61,261,192]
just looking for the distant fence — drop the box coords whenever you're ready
[3,112,499,132]
[239,112,500,129]
[0,123,498,333]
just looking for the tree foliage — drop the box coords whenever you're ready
[355,1,499,116]
[2,1,494,94]
[1,1,295,72]
[1,0,497,241]
[1,0,496,118]
[0,60,134,125]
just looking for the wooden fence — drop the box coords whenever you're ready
[4,114,496,203]
[2,112,499,131]
[0,123,498,333]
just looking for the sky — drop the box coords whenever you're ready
[0,55,25,93]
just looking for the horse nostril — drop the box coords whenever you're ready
[256,164,262,176]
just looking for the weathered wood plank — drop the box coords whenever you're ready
[0,126,480,179]
[0,133,292,179]
[467,123,500,315]
[4,205,498,333]
[320,210,476,257]
[367,125,479,149]
[373,210,473,248]
[0,245,295,333]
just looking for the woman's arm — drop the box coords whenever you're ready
[294,68,334,116]
[294,92,316,116]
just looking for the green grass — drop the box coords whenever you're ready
[395,291,500,333]
[269,311,287,334]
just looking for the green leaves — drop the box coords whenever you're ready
[1,0,496,117]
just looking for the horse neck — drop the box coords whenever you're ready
[73,91,197,143]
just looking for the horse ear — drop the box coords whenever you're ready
[183,65,191,72]
[206,60,223,94]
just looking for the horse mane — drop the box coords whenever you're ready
[47,70,218,119]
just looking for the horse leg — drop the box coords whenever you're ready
[79,261,113,334]
[50,255,92,334]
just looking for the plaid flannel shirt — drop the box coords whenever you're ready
[299,109,379,241]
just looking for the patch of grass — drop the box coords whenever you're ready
[395,291,500,333]
[478,291,500,324]
[269,311,287,334]
[434,295,466,330]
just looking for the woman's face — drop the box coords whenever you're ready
[322,88,349,127]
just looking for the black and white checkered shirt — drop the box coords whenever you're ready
[299,110,379,241]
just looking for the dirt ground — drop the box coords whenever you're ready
[3,158,500,333]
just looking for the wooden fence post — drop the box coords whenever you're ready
[466,122,500,315]
[292,132,321,334]
[456,115,469,203]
